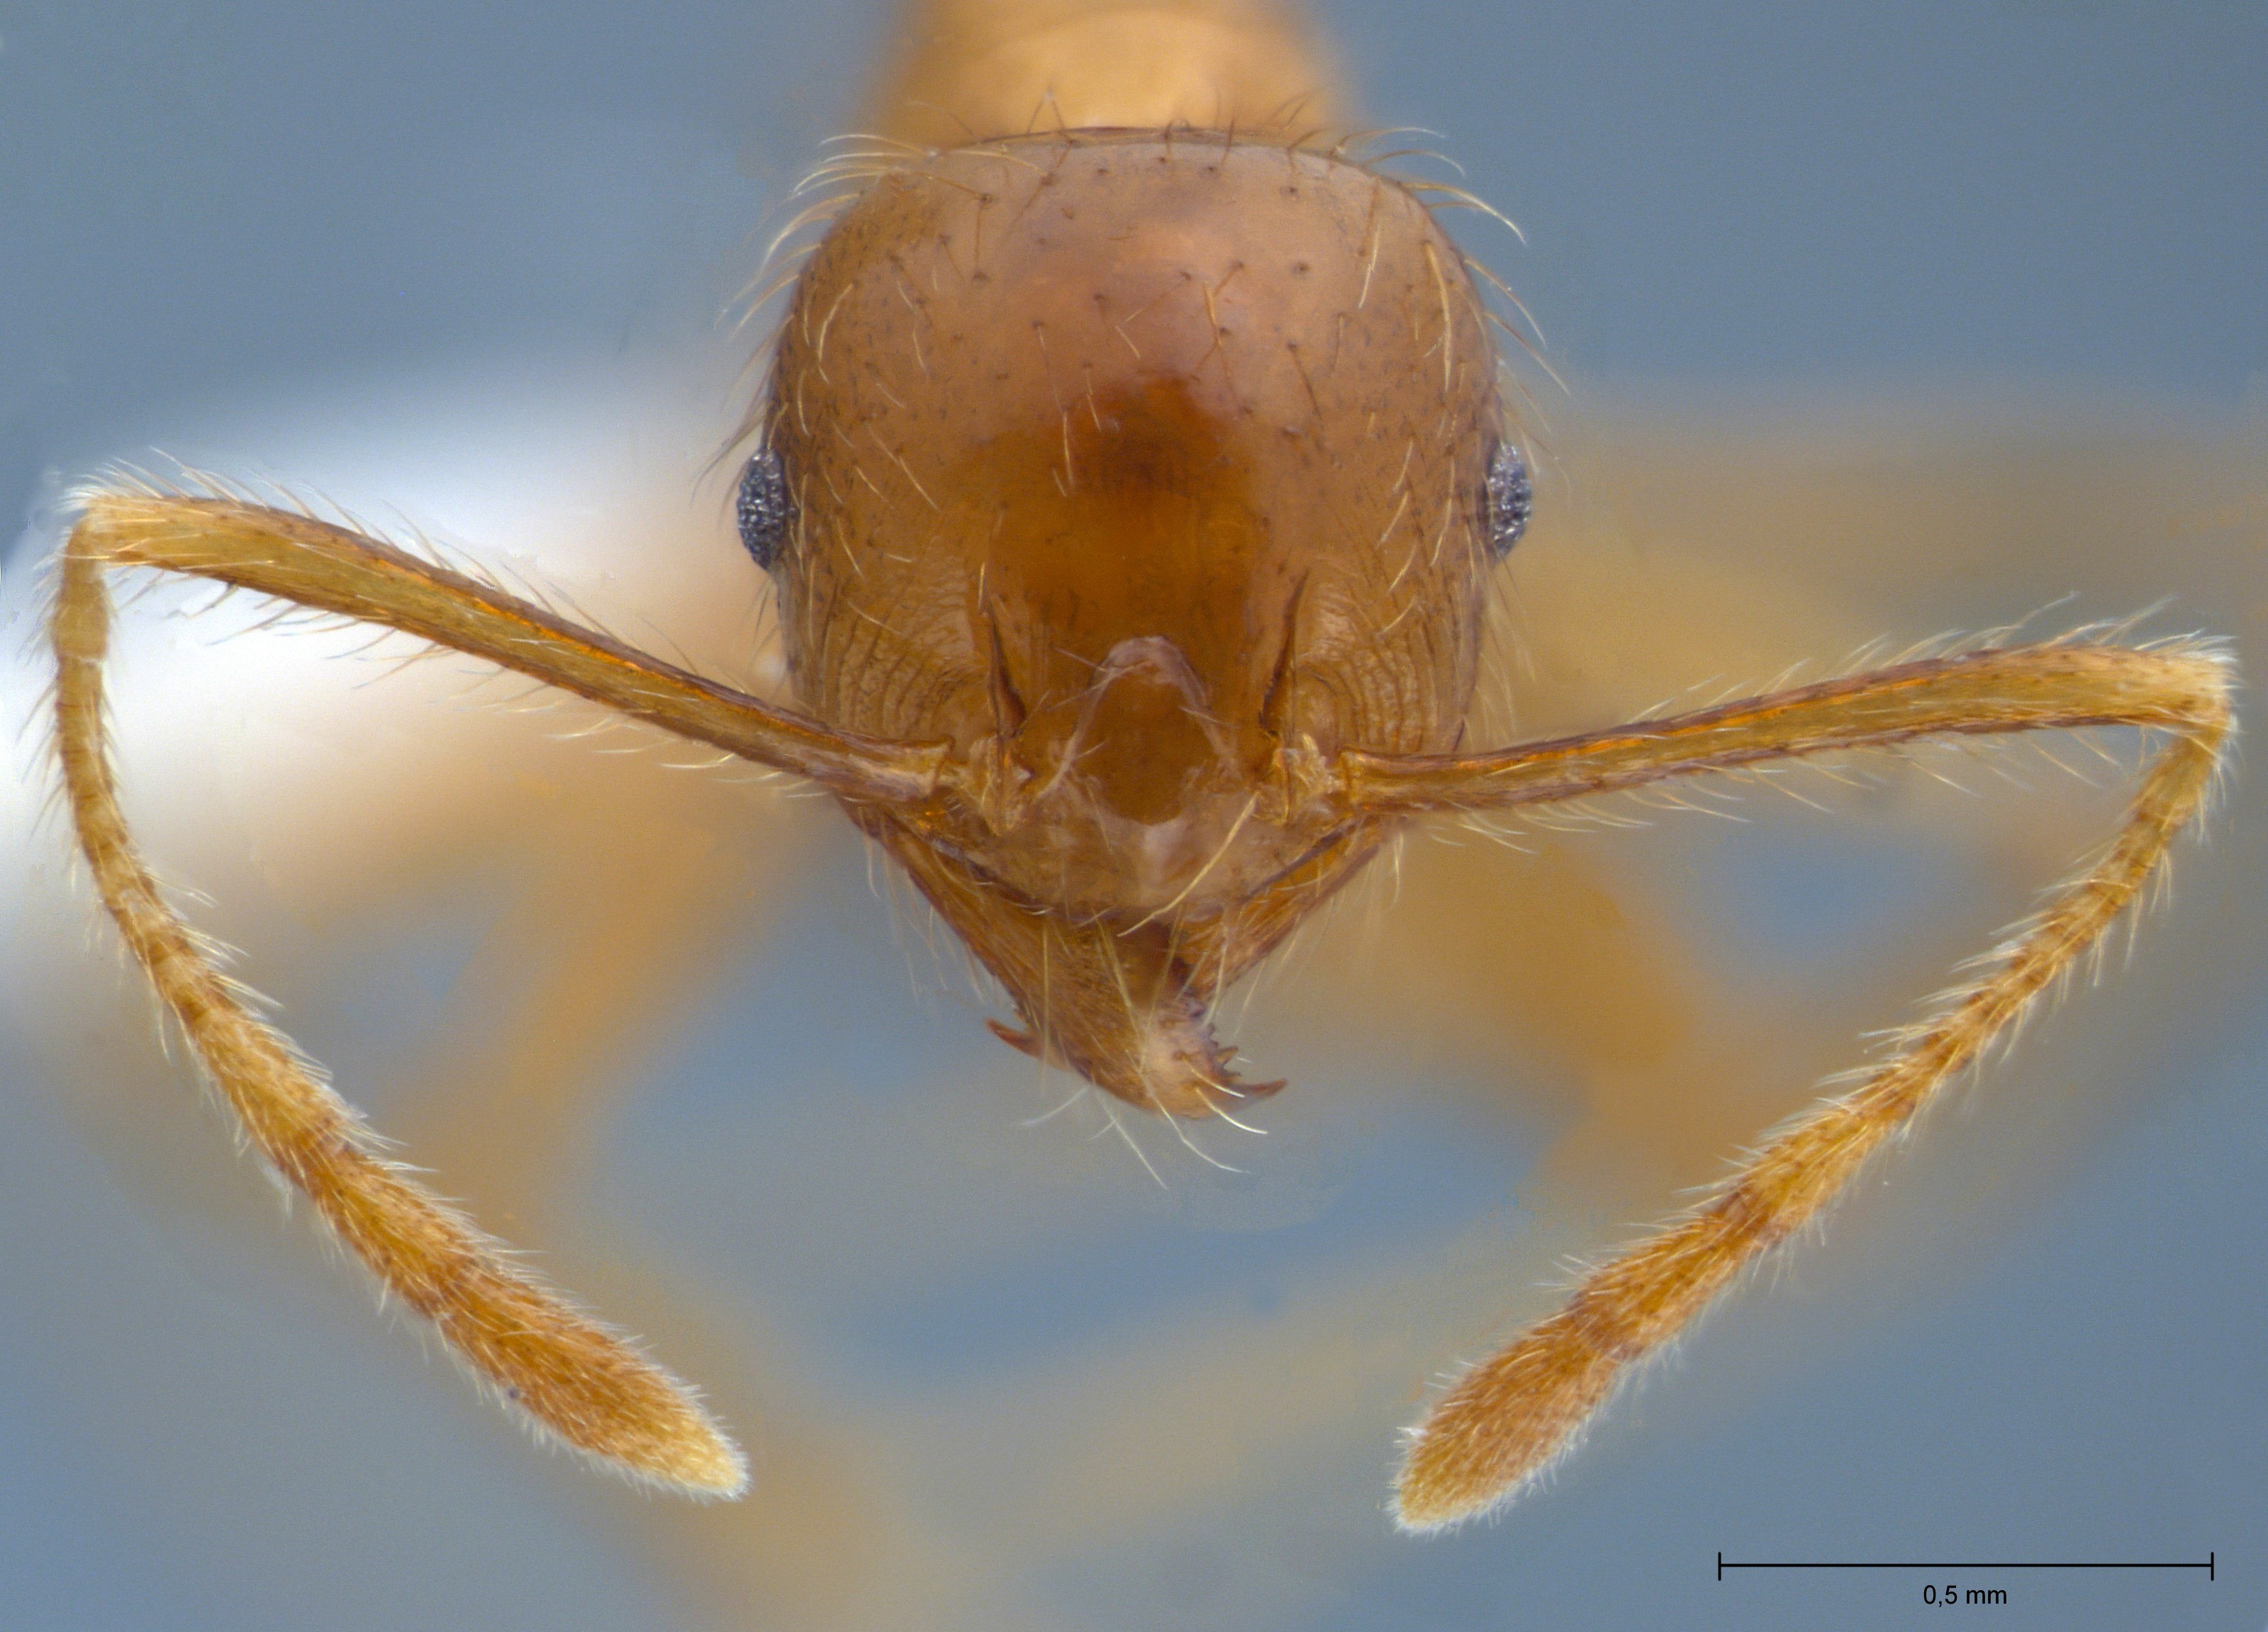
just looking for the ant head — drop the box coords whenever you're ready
[761,131,1514,918]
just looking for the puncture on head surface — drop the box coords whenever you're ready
[38,0,2235,1531]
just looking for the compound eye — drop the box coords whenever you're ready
[735,445,794,573]
[1482,440,1533,560]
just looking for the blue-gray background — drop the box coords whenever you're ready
[3,4,2264,1630]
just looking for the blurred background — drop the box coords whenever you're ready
[2,3,2263,1628]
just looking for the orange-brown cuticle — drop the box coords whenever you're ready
[771,131,1509,1102]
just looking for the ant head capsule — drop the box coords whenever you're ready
[766,135,1511,846]
[1484,440,1532,559]
[734,444,793,573]
[761,130,1519,1107]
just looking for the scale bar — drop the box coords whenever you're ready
[1718,1552,2214,1581]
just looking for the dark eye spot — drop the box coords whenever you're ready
[735,445,793,572]
[1483,440,1532,560]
